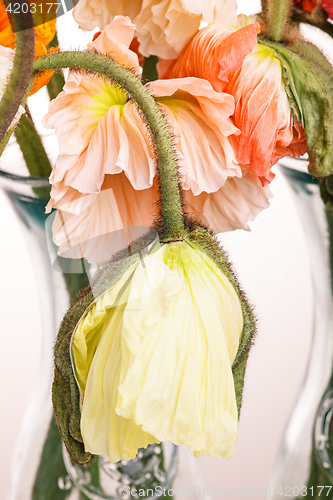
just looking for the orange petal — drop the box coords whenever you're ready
[0,0,14,48]
[159,22,260,92]
[34,18,57,46]
[225,45,306,184]
[30,45,58,95]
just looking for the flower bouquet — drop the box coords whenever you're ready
[1,0,333,498]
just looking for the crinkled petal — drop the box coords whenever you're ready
[50,174,158,264]
[73,0,142,32]
[159,22,260,92]
[151,77,241,194]
[225,44,306,184]
[73,0,237,58]
[43,76,155,194]
[73,241,243,461]
[87,16,140,69]
[184,173,272,232]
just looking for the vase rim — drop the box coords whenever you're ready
[0,169,50,186]
[279,164,318,185]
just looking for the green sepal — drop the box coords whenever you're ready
[185,225,256,416]
[53,229,160,465]
[259,37,333,178]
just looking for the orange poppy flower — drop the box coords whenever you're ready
[0,0,56,94]
[161,20,306,186]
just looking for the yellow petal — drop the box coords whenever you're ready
[72,241,243,461]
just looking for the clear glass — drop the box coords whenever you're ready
[0,141,205,500]
[0,169,71,500]
[270,157,333,497]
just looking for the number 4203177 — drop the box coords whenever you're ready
[277,486,333,496]
[5,3,61,14]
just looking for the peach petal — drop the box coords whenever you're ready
[73,0,238,59]
[184,173,272,233]
[150,77,241,194]
[87,16,140,70]
[51,174,158,263]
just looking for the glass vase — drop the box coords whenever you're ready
[269,157,333,499]
[0,143,205,500]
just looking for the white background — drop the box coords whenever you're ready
[0,0,331,497]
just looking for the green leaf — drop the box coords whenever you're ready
[142,56,159,83]
[260,38,333,178]
[32,415,72,500]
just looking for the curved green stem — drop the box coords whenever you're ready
[33,51,185,240]
[0,2,35,142]
[267,0,292,41]
[0,79,34,157]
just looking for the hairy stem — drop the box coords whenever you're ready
[33,51,185,240]
[0,1,35,142]
[267,0,292,41]
[260,0,268,21]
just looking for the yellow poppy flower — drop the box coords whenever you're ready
[71,240,243,462]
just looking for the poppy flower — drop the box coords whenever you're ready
[162,21,306,186]
[73,0,238,59]
[43,16,271,263]
[71,240,244,461]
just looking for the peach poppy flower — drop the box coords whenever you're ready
[43,17,271,263]
[162,21,306,186]
[0,0,57,93]
[73,0,238,59]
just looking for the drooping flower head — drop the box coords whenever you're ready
[73,0,238,59]
[43,16,271,264]
[73,241,243,461]
[162,19,306,186]
[52,228,256,464]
